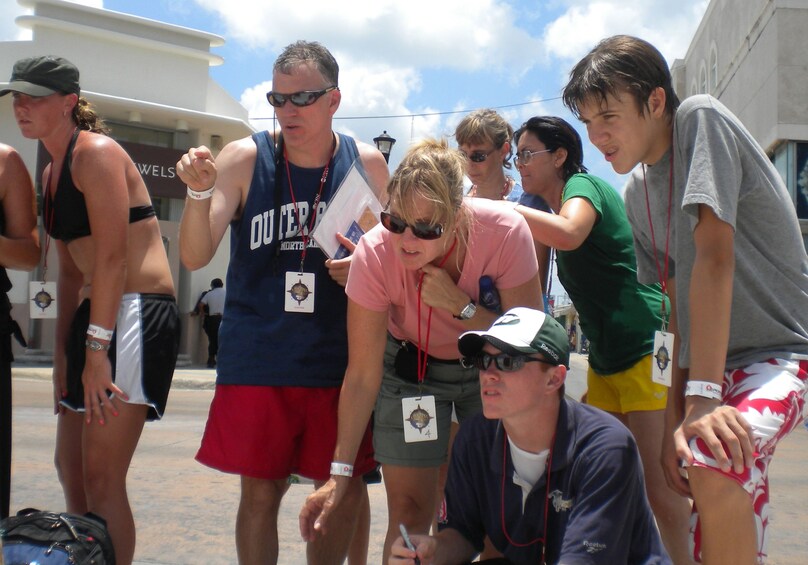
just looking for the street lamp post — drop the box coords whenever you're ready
[373,130,396,163]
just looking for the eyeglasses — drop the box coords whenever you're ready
[461,149,497,163]
[514,148,552,166]
[266,86,338,108]
[461,352,548,372]
[380,211,444,240]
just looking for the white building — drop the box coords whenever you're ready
[0,0,254,363]
[670,0,808,243]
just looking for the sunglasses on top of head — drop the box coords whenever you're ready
[266,86,338,108]
[380,211,444,240]
[461,352,550,372]
[461,148,497,163]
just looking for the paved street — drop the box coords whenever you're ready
[6,357,808,564]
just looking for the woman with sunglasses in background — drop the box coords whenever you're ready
[2,56,179,565]
[511,116,693,564]
[300,138,542,562]
[455,108,552,302]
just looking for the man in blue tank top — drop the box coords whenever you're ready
[177,41,389,564]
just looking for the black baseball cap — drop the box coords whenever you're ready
[0,56,80,97]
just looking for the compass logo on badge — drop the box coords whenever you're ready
[406,404,433,433]
[654,343,670,372]
[288,279,311,305]
[32,288,54,312]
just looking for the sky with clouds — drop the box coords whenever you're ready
[1,0,710,298]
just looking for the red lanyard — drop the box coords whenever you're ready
[642,146,674,326]
[416,237,458,383]
[283,137,334,272]
[500,429,553,564]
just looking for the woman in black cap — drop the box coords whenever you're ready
[1,56,179,565]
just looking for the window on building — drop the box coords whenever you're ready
[699,62,708,94]
[709,44,718,91]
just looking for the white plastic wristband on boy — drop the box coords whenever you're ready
[187,185,215,200]
[330,462,354,477]
[684,380,722,401]
[86,324,113,341]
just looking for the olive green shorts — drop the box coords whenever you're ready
[372,335,481,468]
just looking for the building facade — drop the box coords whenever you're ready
[1,0,254,363]
[670,0,808,243]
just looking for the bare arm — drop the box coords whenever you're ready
[300,300,388,540]
[72,135,130,423]
[0,145,40,270]
[177,139,255,270]
[674,205,753,474]
[515,197,597,251]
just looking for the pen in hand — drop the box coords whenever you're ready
[399,523,421,565]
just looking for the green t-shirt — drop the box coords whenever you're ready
[557,174,666,374]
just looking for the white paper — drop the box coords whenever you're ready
[402,395,439,443]
[652,330,674,387]
[311,164,383,259]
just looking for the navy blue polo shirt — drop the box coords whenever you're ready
[443,399,671,564]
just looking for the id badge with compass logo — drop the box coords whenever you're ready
[285,272,315,313]
[652,330,674,387]
[402,395,438,443]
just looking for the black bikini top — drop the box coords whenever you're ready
[43,129,156,242]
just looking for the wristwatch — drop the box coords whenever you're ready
[85,338,110,352]
[454,300,477,320]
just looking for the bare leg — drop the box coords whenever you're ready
[688,466,756,565]
[82,402,148,565]
[307,476,365,565]
[54,410,88,514]
[622,410,695,565]
[236,476,289,565]
[382,465,440,564]
[347,483,370,565]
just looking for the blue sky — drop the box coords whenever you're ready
[2,0,710,298]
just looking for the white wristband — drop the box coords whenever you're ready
[187,185,215,200]
[330,462,354,477]
[86,324,113,341]
[684,380,722,401]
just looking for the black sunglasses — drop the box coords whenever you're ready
[461,149,496,163]
[461,352,547,372]
[380,211,444,240]
[266,86,337,108]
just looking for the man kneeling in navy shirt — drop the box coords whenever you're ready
[390,307,671,564]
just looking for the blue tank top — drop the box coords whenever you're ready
[217,131,363,386]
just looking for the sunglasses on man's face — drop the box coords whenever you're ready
[461,352,548,372]
[460,148,497,163]
[266,86,337,108]
[380,211,444,240]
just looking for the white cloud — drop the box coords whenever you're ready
[192,0,544,75]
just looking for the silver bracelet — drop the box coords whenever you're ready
[187,185,215,200]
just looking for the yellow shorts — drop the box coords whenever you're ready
[586,354,668,413]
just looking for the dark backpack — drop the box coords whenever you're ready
[1,508,115,564]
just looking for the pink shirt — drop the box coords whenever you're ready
[347,198,539,360]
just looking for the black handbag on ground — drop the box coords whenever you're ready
[1,507,115,564]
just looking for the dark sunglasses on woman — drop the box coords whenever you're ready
[266,86,338,108]
[380,211,444,240]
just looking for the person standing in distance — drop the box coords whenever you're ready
[198,278,224,368]
[177,40,389,565]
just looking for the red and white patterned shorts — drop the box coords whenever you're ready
[688,357,808,563]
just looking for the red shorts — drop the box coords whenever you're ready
[196,385,376,482]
